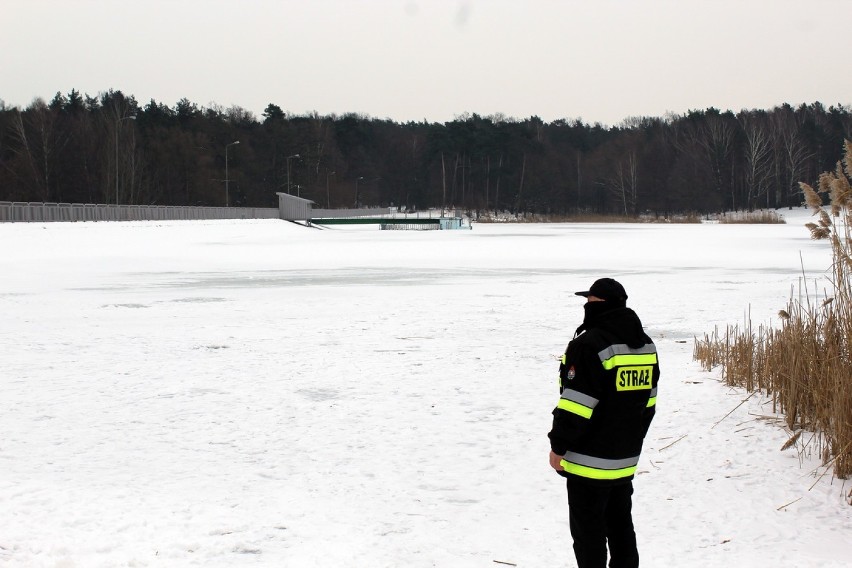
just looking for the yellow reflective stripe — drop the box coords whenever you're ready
[647,396,657,407]
[601,353,657,370]
[560,460,637,480]
[556,398,593,419]
[561,354,567,365]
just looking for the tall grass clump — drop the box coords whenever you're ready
[694,140,852,482]
[474,211,702,223]
[718,210,786,224]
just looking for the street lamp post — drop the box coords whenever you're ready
[326,171,336,208]
[286,153,300,194]
[354,176,364,208]
[115,114,136,204]
[225,140,240,207]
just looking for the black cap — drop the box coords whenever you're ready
[575,278,628,302]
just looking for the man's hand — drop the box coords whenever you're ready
[549,451,563,471]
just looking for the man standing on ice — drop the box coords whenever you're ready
[548,278,659,568]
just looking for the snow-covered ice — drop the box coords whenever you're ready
[1,209,851,567]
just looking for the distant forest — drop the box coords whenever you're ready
[1,89,851,215]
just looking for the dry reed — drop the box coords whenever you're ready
[694,140,852,481]
[475,212,702,224]
[718,210,786,224]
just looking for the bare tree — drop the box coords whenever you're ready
[494,153,503,211]
[674,112,736,210]
[739,112,774,209]
[608,150,639,215]
[8,99,67,202]
[515,153,526,212]
[771,108,812,208]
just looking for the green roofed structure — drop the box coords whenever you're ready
[276,192,468,230]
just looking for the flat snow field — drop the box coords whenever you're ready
[1,208,851,567]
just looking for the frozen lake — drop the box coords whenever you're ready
[1,210,851,567]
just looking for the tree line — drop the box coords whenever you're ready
[1,89,850,215]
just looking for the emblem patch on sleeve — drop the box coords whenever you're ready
[566,365,576,380]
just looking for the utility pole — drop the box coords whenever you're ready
[115,114,136,204]
[354,176,364,208]
[225,140,240,207]
[326,171,335,208]
[286,154,300,194]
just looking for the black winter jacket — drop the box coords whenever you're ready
[548,304,659,484]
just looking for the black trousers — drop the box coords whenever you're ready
[565,476,639,568]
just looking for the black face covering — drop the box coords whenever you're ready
[583,300,614,324]
[574,299,624,337]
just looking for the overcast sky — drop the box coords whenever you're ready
[3,0,850,126]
